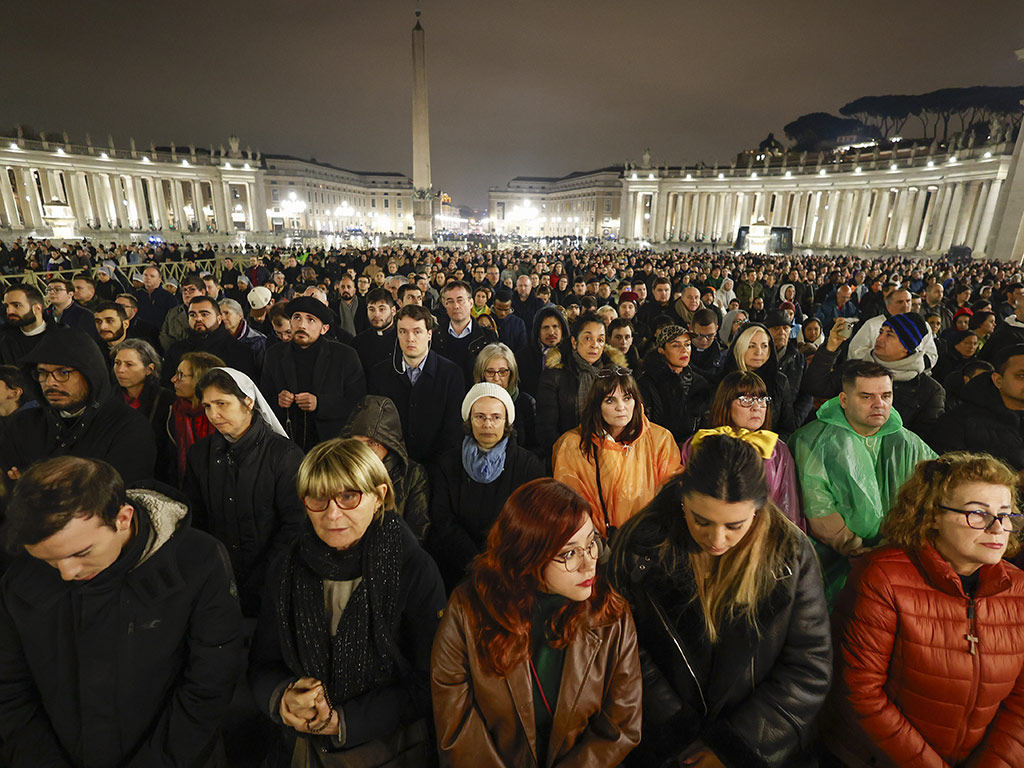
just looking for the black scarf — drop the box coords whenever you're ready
[277,513,405,708]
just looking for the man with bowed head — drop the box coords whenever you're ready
[261,296,365,451]
[161,296,257,386]
[0,457,244,767]
[789,360,936,605]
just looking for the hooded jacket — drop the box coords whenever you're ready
[788,397,936,602]
[824,545,1024,768]
[340,394,431,541]
[553,413,683,536]
[536,344,628,458]
[517,307,571,398]
[933,374,1024,470]
[720,323,797,437]
[637,349,710,444]
[0,485,244,768]
[184,415,306,616]
[0,327,157,484]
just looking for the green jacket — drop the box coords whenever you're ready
[789,397,936,602]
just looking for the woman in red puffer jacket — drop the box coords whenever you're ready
[823,452,1024,768]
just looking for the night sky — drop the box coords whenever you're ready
[5,0,1023,209]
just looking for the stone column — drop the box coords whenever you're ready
[792,192,808,244]
[16,168,43,228]
[939,182,966,251]
[134,177,151,229]
[865,190,888,249]
[152,178,168,229]
[618,189,633,242]
[653,189,669,242]
[819,191,838,247]
[848,189,870,248]
[0,168,20,228]
[902,188,927,251]
[953,181,979,246]
[964,181,990,251]
[170,180,187,232]
[973,178,1003,256]
[885,188,912,250]
[924,184,951,252]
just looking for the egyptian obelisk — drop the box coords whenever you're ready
[411,5,433,243]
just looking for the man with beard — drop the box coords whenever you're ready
[159,274,206,352]
[351,288,398,374]
[93,302,131,358]
[0,457,243,767]
[0,327,157,485]
[517,306,570,397]
[260,296,366,451]
[336,274,364,336]
[161,296,257,386]
[114,293,162,350]
[0,284,54,365]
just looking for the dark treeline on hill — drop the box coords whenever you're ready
[781,85,1024,152]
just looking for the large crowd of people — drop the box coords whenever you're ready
[0,234,1023,767]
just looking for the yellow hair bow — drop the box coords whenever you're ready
[690,426,778,459]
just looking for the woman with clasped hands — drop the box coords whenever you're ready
[431,478,642,767]
[610,434,831,767]
[822,453,1024,767]
[248,438,446,767]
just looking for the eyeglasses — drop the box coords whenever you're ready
[937,505,1024,532]
[36,367,75,383]
[484,367,510,379]
[691,332,716,341]
[735,395,772,409]
[551,535,605,572]
[596,366,632,379]
[471,413,505,425]
[303,491,364,513]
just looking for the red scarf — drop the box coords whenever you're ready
[172,398,214,484]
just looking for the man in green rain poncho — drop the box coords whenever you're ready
[790,359,936,606]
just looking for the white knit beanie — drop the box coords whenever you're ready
[461,382,516,425]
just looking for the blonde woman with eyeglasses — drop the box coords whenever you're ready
[822,453,1024,767]
[248,437,446,767]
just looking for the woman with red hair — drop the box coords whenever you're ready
[430,478,642,767]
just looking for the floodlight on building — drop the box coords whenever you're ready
[890,164,898,171]
[181,160,189,167]
[927,161,935,167]
[142,156,151,163]
[855,167,862,174]
[685,174,693,180]
[648,174,655,180]
[948,156,957,164]
[818,169,826,176]
[984,151,992,158]
[224,162,232,169]
[718,173,724,179]
[56,148,65,155]
[8,143,17,150]
[785,171,792,178]
[631,173,638,180]
[643,213,650,220]
[100,153,109,159]
[244,164,251,170]
[751,172,758,179]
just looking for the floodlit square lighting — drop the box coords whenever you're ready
[948,156,957,164]
[100,152,109,159]
[56,148,65,155]
[855,167,862,173]
[927,161,935,167]
[685,174,692,180]
[785,171,792,177]
[244,163,251,170]
[8,142,17,150]
[142,156,151,163]
[718,173,724,179]
[984,151,992,158]
[648,173,655,180]
[819,169,826,176]
[181,160,189,166]
[890,164,898,171]
[224,162,232,169]
[751,172,758,179]
[631,173,637,180]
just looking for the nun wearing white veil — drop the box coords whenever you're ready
[183,367,308,616]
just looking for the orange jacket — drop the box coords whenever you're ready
[823,545,1024,768]
[552,415,682,536]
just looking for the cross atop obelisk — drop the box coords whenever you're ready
[411,2,433,243]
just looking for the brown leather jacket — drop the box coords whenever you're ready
[431,583,642,767]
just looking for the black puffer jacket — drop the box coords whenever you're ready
[932,373,1024,470]
[616,521,831,768]
[637,350,710,444]
[0,327,157,484]
[427,432,544,590]
[340,394,431,541]
[184,415,306,616]
[0,485,244,768]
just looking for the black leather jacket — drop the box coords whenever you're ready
[619,529,832,768]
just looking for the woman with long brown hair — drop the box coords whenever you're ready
[431,477,641,767]
[553,369,681,537]
[611,434,831,767]
[681,370,806,531]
